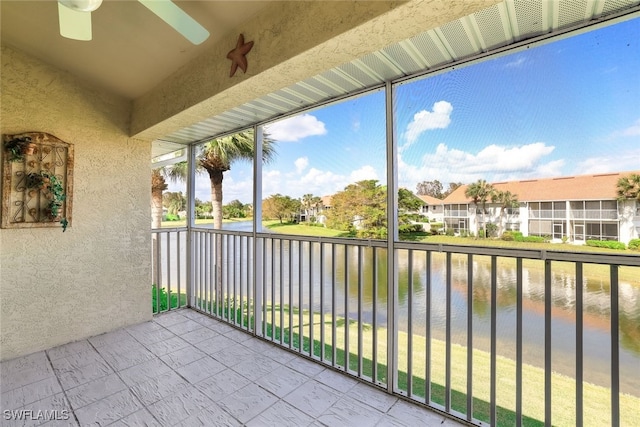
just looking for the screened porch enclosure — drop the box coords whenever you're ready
[148,5,640,427]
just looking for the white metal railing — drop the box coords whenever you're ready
[152,228,640,427]
[444,210,468,217]
[571,209,618,220]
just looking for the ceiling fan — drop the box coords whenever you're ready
[57,0,210,44]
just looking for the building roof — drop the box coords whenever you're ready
[321,195,333,207]
[417,194,444,205]
[442,171,639,204]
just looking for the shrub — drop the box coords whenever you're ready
[522,236,545,243]
[445,228,455,236]
[501,231,517,241]
[586,240,626,250]
[165,213,180,221]
[486,223,498,238]
[629,239,640,250]
[399,223,424,233]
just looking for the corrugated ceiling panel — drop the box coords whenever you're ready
[301,76,345,98]
[512,0,545,39]
[602,0,639,16]
[336,62,379,87]
[557,0,590,28]
[438,19,478,59]
[358,52,403,81]
[473,3,511,49]
[409,31,452,67]
[319,69,363,93]
[381,43,423,75]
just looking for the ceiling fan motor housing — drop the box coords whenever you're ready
[59,0,103,13]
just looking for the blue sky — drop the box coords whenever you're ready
[187,16,639,204]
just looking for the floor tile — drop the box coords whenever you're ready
[65,373,127,409]
[230,354,281,381]
[106,409,161,427]
[386,399,449,425]
[314,367,359,392]
[74,389,143,427]
[209,343,256,368]
[195,369,251,402]
[282,380,341,418]
[349,382,398,412]
[317,395,384,427]
[130,371,189,406]
[174,405,241,427]
[146,385,214,427]
[180,327,219,345]
[56,360,113,391]
[245,400,313,427]
[118,358,172,387]
[255,365,310,398]
[165,320,203,336]
[217,384,278,424]
[175,356,225,384]
[159,347,205,370]
[1,376,62,410]
[47,341,94,361]
[143,336,191,357]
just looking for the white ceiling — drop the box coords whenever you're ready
[0,0,273,99]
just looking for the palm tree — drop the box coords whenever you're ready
[198,132,276,229]
[616,173,640,202]
[154,131,276,229]
[465,179,494,238]
[151,169,168,229]
[491,189,519,236]
[301,193,322,222]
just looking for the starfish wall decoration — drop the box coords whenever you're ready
[227,34,254,77]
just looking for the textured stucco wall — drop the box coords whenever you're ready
[0,45,151,361]
[132,0,501,141]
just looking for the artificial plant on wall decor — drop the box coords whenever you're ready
[1,132,73,231]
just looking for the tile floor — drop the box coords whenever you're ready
[1,309,465,427]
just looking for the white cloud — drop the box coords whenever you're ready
[576,149,640,174]
[505,57,526,68]
[403,101,453,146]
[618,119,640,137]
[265,114,327,142]
[398,142,563,188]
[349,165,379,182]
[294,157,309,174]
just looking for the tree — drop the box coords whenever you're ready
[195,198,213,219]
[491,189,519,236]
[163,192,186,216]
[151,169,168,229]
[262,194,301,224]
[326,180,386,237]
[398,188,423,212]
[300,193,322,221]
[443,182,463,198]
[198,132,276,229]
[465,179,494,238]
[223,199,247,219]
[416,180,443,199]
[616,173,640,202]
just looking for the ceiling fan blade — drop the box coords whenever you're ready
[58,2,93,41]
[138,0,210,45]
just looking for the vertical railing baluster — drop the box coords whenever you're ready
[407,249,413,396]
[224,234,229,321]
[466,253,473,420]
[425,250,432,404]
[545,259,552,427]
[240,236,244,329]
[344,244,349,372]
[320,242,325,362]
[271,238,276,340]
[232,236,237,324]
[309,242,314,358]
[445,252,452,412]
[154,232,161,313]
[289,239,294,348]
[262,239,268,337]
[490,255,497,426]
[332,243,337,366]
[372,246,378,384]
[610,265,619,427]
[166,232,171,311]
[576,262,583,427]
[516,258,523,427]
[357,246,364,377]
[207,232,212,315]
[280,239,284,344]
[299,240,303,352]
[177,230,182,309]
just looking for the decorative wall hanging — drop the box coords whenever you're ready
[227,33,254,77]
[2,132,73,231]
